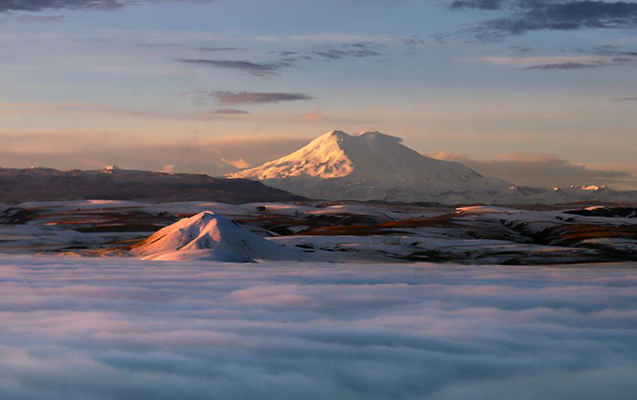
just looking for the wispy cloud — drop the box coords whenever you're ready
[178,59,291,77]
[178,42,382,78]
[196,46,241,52]
[312,42,382,60]
[0,0,217,14]
[212,108,249,115]
[213,91,313,105]
[137,42,182,48]
[479,55,634,70]
[0,0,123,13]
[616,97,637,102]
[521,61,605,70]
[220,157,251,169]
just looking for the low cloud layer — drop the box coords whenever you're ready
[0,256,636,400]
[213,91,313,105]
[431,152,636,189]
[0,131,310,176]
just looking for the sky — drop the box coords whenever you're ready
[1,256,636,400]
[0,0,636,189]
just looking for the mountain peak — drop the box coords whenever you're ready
[228,129,510,202]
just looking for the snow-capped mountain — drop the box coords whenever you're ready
[229,130,511,203]
[132,211,308,262]
[228,130,637,204]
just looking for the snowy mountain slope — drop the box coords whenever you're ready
[132,211,308,262]
[229,130,637,205]
[229,130,510,203]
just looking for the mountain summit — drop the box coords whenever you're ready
[228,130,510,203]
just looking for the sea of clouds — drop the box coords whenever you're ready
[0,256,636,400]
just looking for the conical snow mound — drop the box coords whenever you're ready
[228,130,510,203]
[132,211,307,262]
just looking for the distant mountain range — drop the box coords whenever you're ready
[229,130,637,205]
[0,167,304,204]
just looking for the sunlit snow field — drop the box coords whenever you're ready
[1,256,636,400]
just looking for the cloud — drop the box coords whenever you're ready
[179,42,382,78]
[0,0,217,14]
[479,54,634,70]
[136,42,182,48]
[178,59,290,77]
[12,14,65,21]
[592,45,637,58]
[521,61,605,70]
[297,110,325,121]
[616,97,637,102]
[430,151,636,188]
[450,0,506,10]
[213,91,313,105]
[159,164,175,174]
[220,157,251,169]
[212,109,249,115]
[450,0,637,39]
[0,0,124,12]
[0,256,636,400]
[312,42,382,60]
[196,46,241,52]
[0,131,310,176]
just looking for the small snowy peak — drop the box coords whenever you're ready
[132,211,308,262]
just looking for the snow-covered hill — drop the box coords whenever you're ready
[132,211,308,262]
[228,130,637,204]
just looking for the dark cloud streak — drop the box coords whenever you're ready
[616,97,637,102]
[178,59,290,77]
[522,61,603,70]
[213,91,313,105]
[0,0,215,14]
[212,108,249,114]
[0,0,124,12]
[196,46,241,52]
